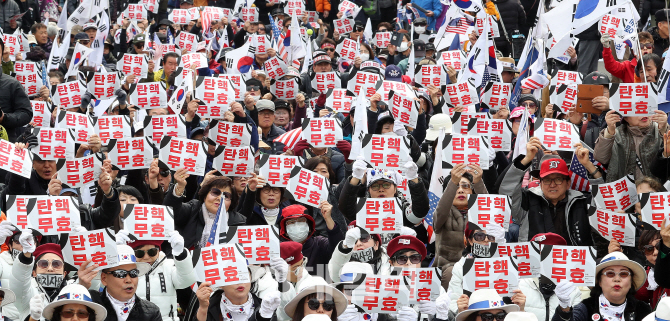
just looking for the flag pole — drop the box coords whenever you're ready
[629,2,647,82]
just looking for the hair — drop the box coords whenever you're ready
[255,185,286,206]
[639,31,653,44]
[198,176,238,210]
[360,43,375,61]
[635,176,663,192]
[283,17,292,27]
[51,305,97,321]
[48,71,65,83]
[290,293,338,321]
[117,185,145,204]
[31,23,47,35]
[303,156,337,184]
[163,52,179,65]
[320,38,336,48]
[377,22,393,32]
[639,230,662,252]
[591,266,638,299]
[47,24,59,39]
[635,53,662,79]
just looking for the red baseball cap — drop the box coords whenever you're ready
[280,241,303,266]
[539,158,570,178]
[531,233,567,246]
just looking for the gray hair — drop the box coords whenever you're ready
[47,25,59,38]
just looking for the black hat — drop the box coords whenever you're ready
[354,21,365,30]
[158,19,172,27]
[181,0,193,4]
[414,17,427,26]
[414,40,426,58]
[75,33,89,41]
[656,9,670,23]
[583,71,610,85]
[518,94,539,107]
[425,42,435,51]
[275,100,291,112]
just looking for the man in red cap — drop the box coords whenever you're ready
[499,137,594,246]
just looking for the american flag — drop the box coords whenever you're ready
[205,199,226,247]
[425,128,446,244]
[521,68,549,90]
[274,128,303,150]
[269,14,288,61]
[201,11,212,36]
[569,145,605,192]
[446,17,471,35]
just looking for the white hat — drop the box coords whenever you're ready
[454,289,520,321]
[83,22,97,31]
[366,168,401,187]
[42,284,107,321]
[0,287,16,307]
[425,113,453,141]
[596,252,646,290]
[284,277,348,318]
[504,312,538,321]
[642,297,670,321]
[109,244,151,276]
[333,262,374,287]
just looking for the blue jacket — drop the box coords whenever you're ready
[411,0,444,31]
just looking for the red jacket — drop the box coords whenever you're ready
[602,47,637,83]
[635,266,670,309]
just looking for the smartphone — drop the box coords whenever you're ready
[576,84,604,115]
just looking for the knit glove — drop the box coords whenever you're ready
[352,156,367,180]
[555,281,576,308]
[19,229,36,253]
[30,294,45,320]
[115,88,128,106]
[115,229,132,245]
[418,300,437,315]
[72,225,88,233]
[600,33,610,48]
[397,306,418,321]
[436,291,451,320]
[168,230,185,256]
[259,290,281,318]
[344,226,362,249]
[403,161,419,180]
[269,257,289,283]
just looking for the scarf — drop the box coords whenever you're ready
[106,292,136,321]
[261,207,280,225]
[648,268,659,291]
[599,294,626,321]
[220,293,254,321]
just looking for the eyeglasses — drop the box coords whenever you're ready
[104,269,140,278]
[60,310,90,319]
[78,40,90,44]
[357,235,371,243]
[473,231,495,242]
[37,259,64,270]
[307,298,335,311]
[541,177,566,186]
[262,187,282,194]
[246,86,260,91]
[258,28,265,31]
[394,253,422,265]
[158,27,167,31]
[370,182,393,191]
[602,270,631,279]
[641,43,654,49]
[209,188,232,199]
[521,102,537,108]
[286,217,307,225]
[324,48,335,52]
[643,242,661,254]
[135,247,159,258]
[459,183,472,190]
[478,312,507,321]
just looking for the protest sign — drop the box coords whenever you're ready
[374,32,392,48]
[12,196,81,236]
[56,153,104,188]
[56,110,95,144]
[194,77,235,117]
[0,139,33,179]
[311,72,342,93]
[62,228,119,270]
[495,242,542,279]
[14,61,42,96]
[301,118,343,148]
[212,146,255,177]
[401,268,442,303]
[221,226,280,264]
[285,0,304,16]
[125,4,147,20]
[53,80,87,109]
[117,54,149,79]
[207,120,253,147]
[351,275,410,313]
[169,9,191,24]
[93,115,132,145]
[241,7,258,22]
[609,83,657,116]
[334,18,354,35]
[107,137,154,170]
[592,175,638,212]
[453,113,489,135]
[416,65,446,87]
[264,57,288,80]
[355,197,403,234]
[463,257,519,296]
[360,134,412,169]
[533,118,580,151]
[194,243,250,287]
[438,50,464,70]
[389,92,419,128]
[442,134,490,170]
[31,101,52,128]
[598,14,623,37]
[258,155,303,187]
[271,79,299,100]
[480,82,511,110]
[325,88,353,113]
[540,245,597,286]
[445,82,479,107]
[31,128,75,160]
[179,53,208,70]
[177,32,198,53]
[638,192,670,230]
[553,84,578,113]
[588,207,636,247]
[143,115,188,145]
[347,71,381,98]
[466,118,512,151]
[158,136,208,176]
[337,37,358,60]
[122,204,175,240]
[376,81,416,102]
[467,194,511,231]
[286,167,330,208]
[128,82,168,110]
[87,71,121,100]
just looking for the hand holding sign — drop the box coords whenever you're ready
[521,137,542,166]
[77,259,100,289]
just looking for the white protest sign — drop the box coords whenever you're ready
[0,139,33,179]
[271,79,300,100]
[533,118,580,151]
[30,101,52,128]
[376,81,417,102]
[31,128,75,160]
[355,198,403,234]
[495,242,542,279]
[337,37,358,60]
[593,175,638,212]
[125,4,147,21]
[442,134,490,170]
[56,153,104,188]
[588,207,636,247]
[401,268,442,303]
[212,146,255,177]
[325,89,354,113]
[117,54,149,79]
[480,82,511,110]
[284,0,305,16]
[107,137,154,170]
[222,226,280,264]
[23,196,81,236]
[207,120,253,147]
[143,115,188,145]
[311,72,341,94]
[87,72,121,100]
[462,257,519,296]
[609,83,657,116]
[169,9,192,24]
[219,74,243,101]
[14,61,42,96]
[93,115,132,145]
[194,243,250,287]
[55,110,95,145]
[264,56,288,80]
[346,70,381,98]
[53,80,87,110]
[351,275,410,313]
[438,50,465,70]
[598,14,623,37]
[194,77,234,118]
[158,136,208,176]
[62,228,119,270]
[390,92,419,128]
[416,65,446,88]
[241,7,258,22]
[445,82,479,107]
[123,204,175,240]
[301,118,343,148]
[258,155,303,187]
[466,118,512,151]
[540,245,597,286]
[128,82,168,110]
[374,32,392,48]
[286,167,330,208]
[553,84,578,113]
[360,134,412,170]
[467,194,511,231]
[640,192,670,230]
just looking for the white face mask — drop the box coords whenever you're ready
[360,53,370,61]
[351,247,375,262]
[399,42,410,52]
[286,222,310,243]
[415,26,426,34]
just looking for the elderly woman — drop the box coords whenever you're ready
[551,252,651,321]
[454,289,519,321]
[283,277,347,321]
[194,274,282,321]
[242,173,289,226]
[42,284,106,321]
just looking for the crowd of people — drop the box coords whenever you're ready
[0,0,670,320]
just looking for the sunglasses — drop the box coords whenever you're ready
[414,23,427,27]
[394,253,422,265]
[135,247,159,258]
[522,103,537,108]
[307,298,335,311]
[158,26,167,30]
[355,26,364,32]
[478,312,507,321]
[323,48,335,52]
[602,270,631,279]
[246,86,260,91]
[209,188,232,199]
[357,235,371,243]
[641,43,654,49]
[159,170,170,177]
[378,28,388,32]
[78,40,90,44]
[473,231,495,242]
[459,183,472,190]
[37,259,64,270]
[643,242,661,254]
[104,269,140,278]
[60,310,90,319]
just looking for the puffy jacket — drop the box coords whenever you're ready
[491,0,526,41]
[98,290,164,321]
[252,266,279,300]
[602,47,637,84]
[0,0,21,32]
[315,0,331,13]
[519,278,583,321]
[0,251,20,320]
[499,156,594,245]
[0,72,33,142]
[446,256,466,313]
[135,250,197,321]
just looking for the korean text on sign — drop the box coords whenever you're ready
[416,65,445,88]
[462,257,519,296]
[351,275,410,313]
[533,118,580,151]
[466,118,512,151]
[143,115,187,145]
[593,175,638,212]
[609,83,657,116]
[56,154,103,189]
[588,207,636,247]
[56,110,95,144]
[454,112,488,135]
[401,268,442,303]
[26,196,80,236]
[334,18,354,35]
[87,72,120,100]
[374,32,392,48]
[638,192,670,230]
[54,80,86,109]
[258,155,301,188]
[439,50,464,70]
[0,139,33,178]
[195,243,250,287]
[311,72,341,94]
[554,71,582,85]
[31,101,52,128]
[286,167,330,208]
[495,242,542,279]
[62,229,119,270]
[467,194,511,231]
[158,136,207,176]
[554,84,578,113]
[116,54,148,79]
[123,204,175,240]
[360,134,411,170]
[194,77,234,117]
[598,14,622,37]
[346,71,381,98]
[31,128,75,160]
[355,198,403,234]
[326,89,353,113]
[390,93,419,128]
[540,245,597,286]
[212,146,254,177]
[129,82,167,110]
[480,82,511,110]
[94,115,132,145]
[445,82,479,107]
[223,226,280,264]
[376,81,416,102]
[271,79,299,100]
[301,118,343,148]
[207,120,252,147]
[441,134,490,170]
[107,137,153,170]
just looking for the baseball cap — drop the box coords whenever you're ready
[275,100,291,112]
[83,23,97,31]
[538,157,570,178]
[74,33,89,41]
[498,57,516,72]
[413,40,426,58]
[367,168,400,187]
[256,99,275,112]
[280,241,303,266]
[132,33,146,44]
[413,17,427,26]
[385,65,403,82]
[181,0,193,4]
[656,9,670,23]
[583,71,610,85]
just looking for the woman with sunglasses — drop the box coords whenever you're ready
[165,175,247,250]
[552,252,650,321]
[242,173,290,227]
[454,289,519,321]
[618,230,667,309]
[40,284,106,321]
[114,231,196,321]
[283,277,347,321]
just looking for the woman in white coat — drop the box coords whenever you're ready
[116,230,197,321]
[0,223,36,320]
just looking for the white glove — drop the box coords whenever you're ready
[169,230,185,256]
[397,306,418,321]
[600,33,610,48]
[338,304,360,321]
[19,229,35,254]
[436,291,451,320]
[485,224,506,245]
[30,294,45,320]
[400,226,417,237]
[403,161,419,180]
[393,121,408,136]
[259,290,281,318]
[72,225,87,233]
[269,257,289,283]
[555,281,576,308]
[115,229,132,245]
[418,300,437,315]
[0,221,15,244]
[352,156,367,180]
[344,227,362,249]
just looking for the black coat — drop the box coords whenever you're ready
[552,295,650,321]
[97,290,163,321]
[641,0,666,29]
[655,242,670,288]
[649,26,670,58]
[491,0,526,41]
[0,72,33,142]
[163,185,248,250]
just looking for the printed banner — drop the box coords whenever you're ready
[56,153,104,189]
[258,155,303,187]
[355,198,403,234]
[301,118,344,148]
[62,228,119,270]
[221,226,280,264]
[122,204,175,240]
[360,134,412,169]
[467,194,511,231]
[212,146,255,177]
[158,136,208,176]
[351,275,410,313]
[463,257,519,296]
[533,118,580,151]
